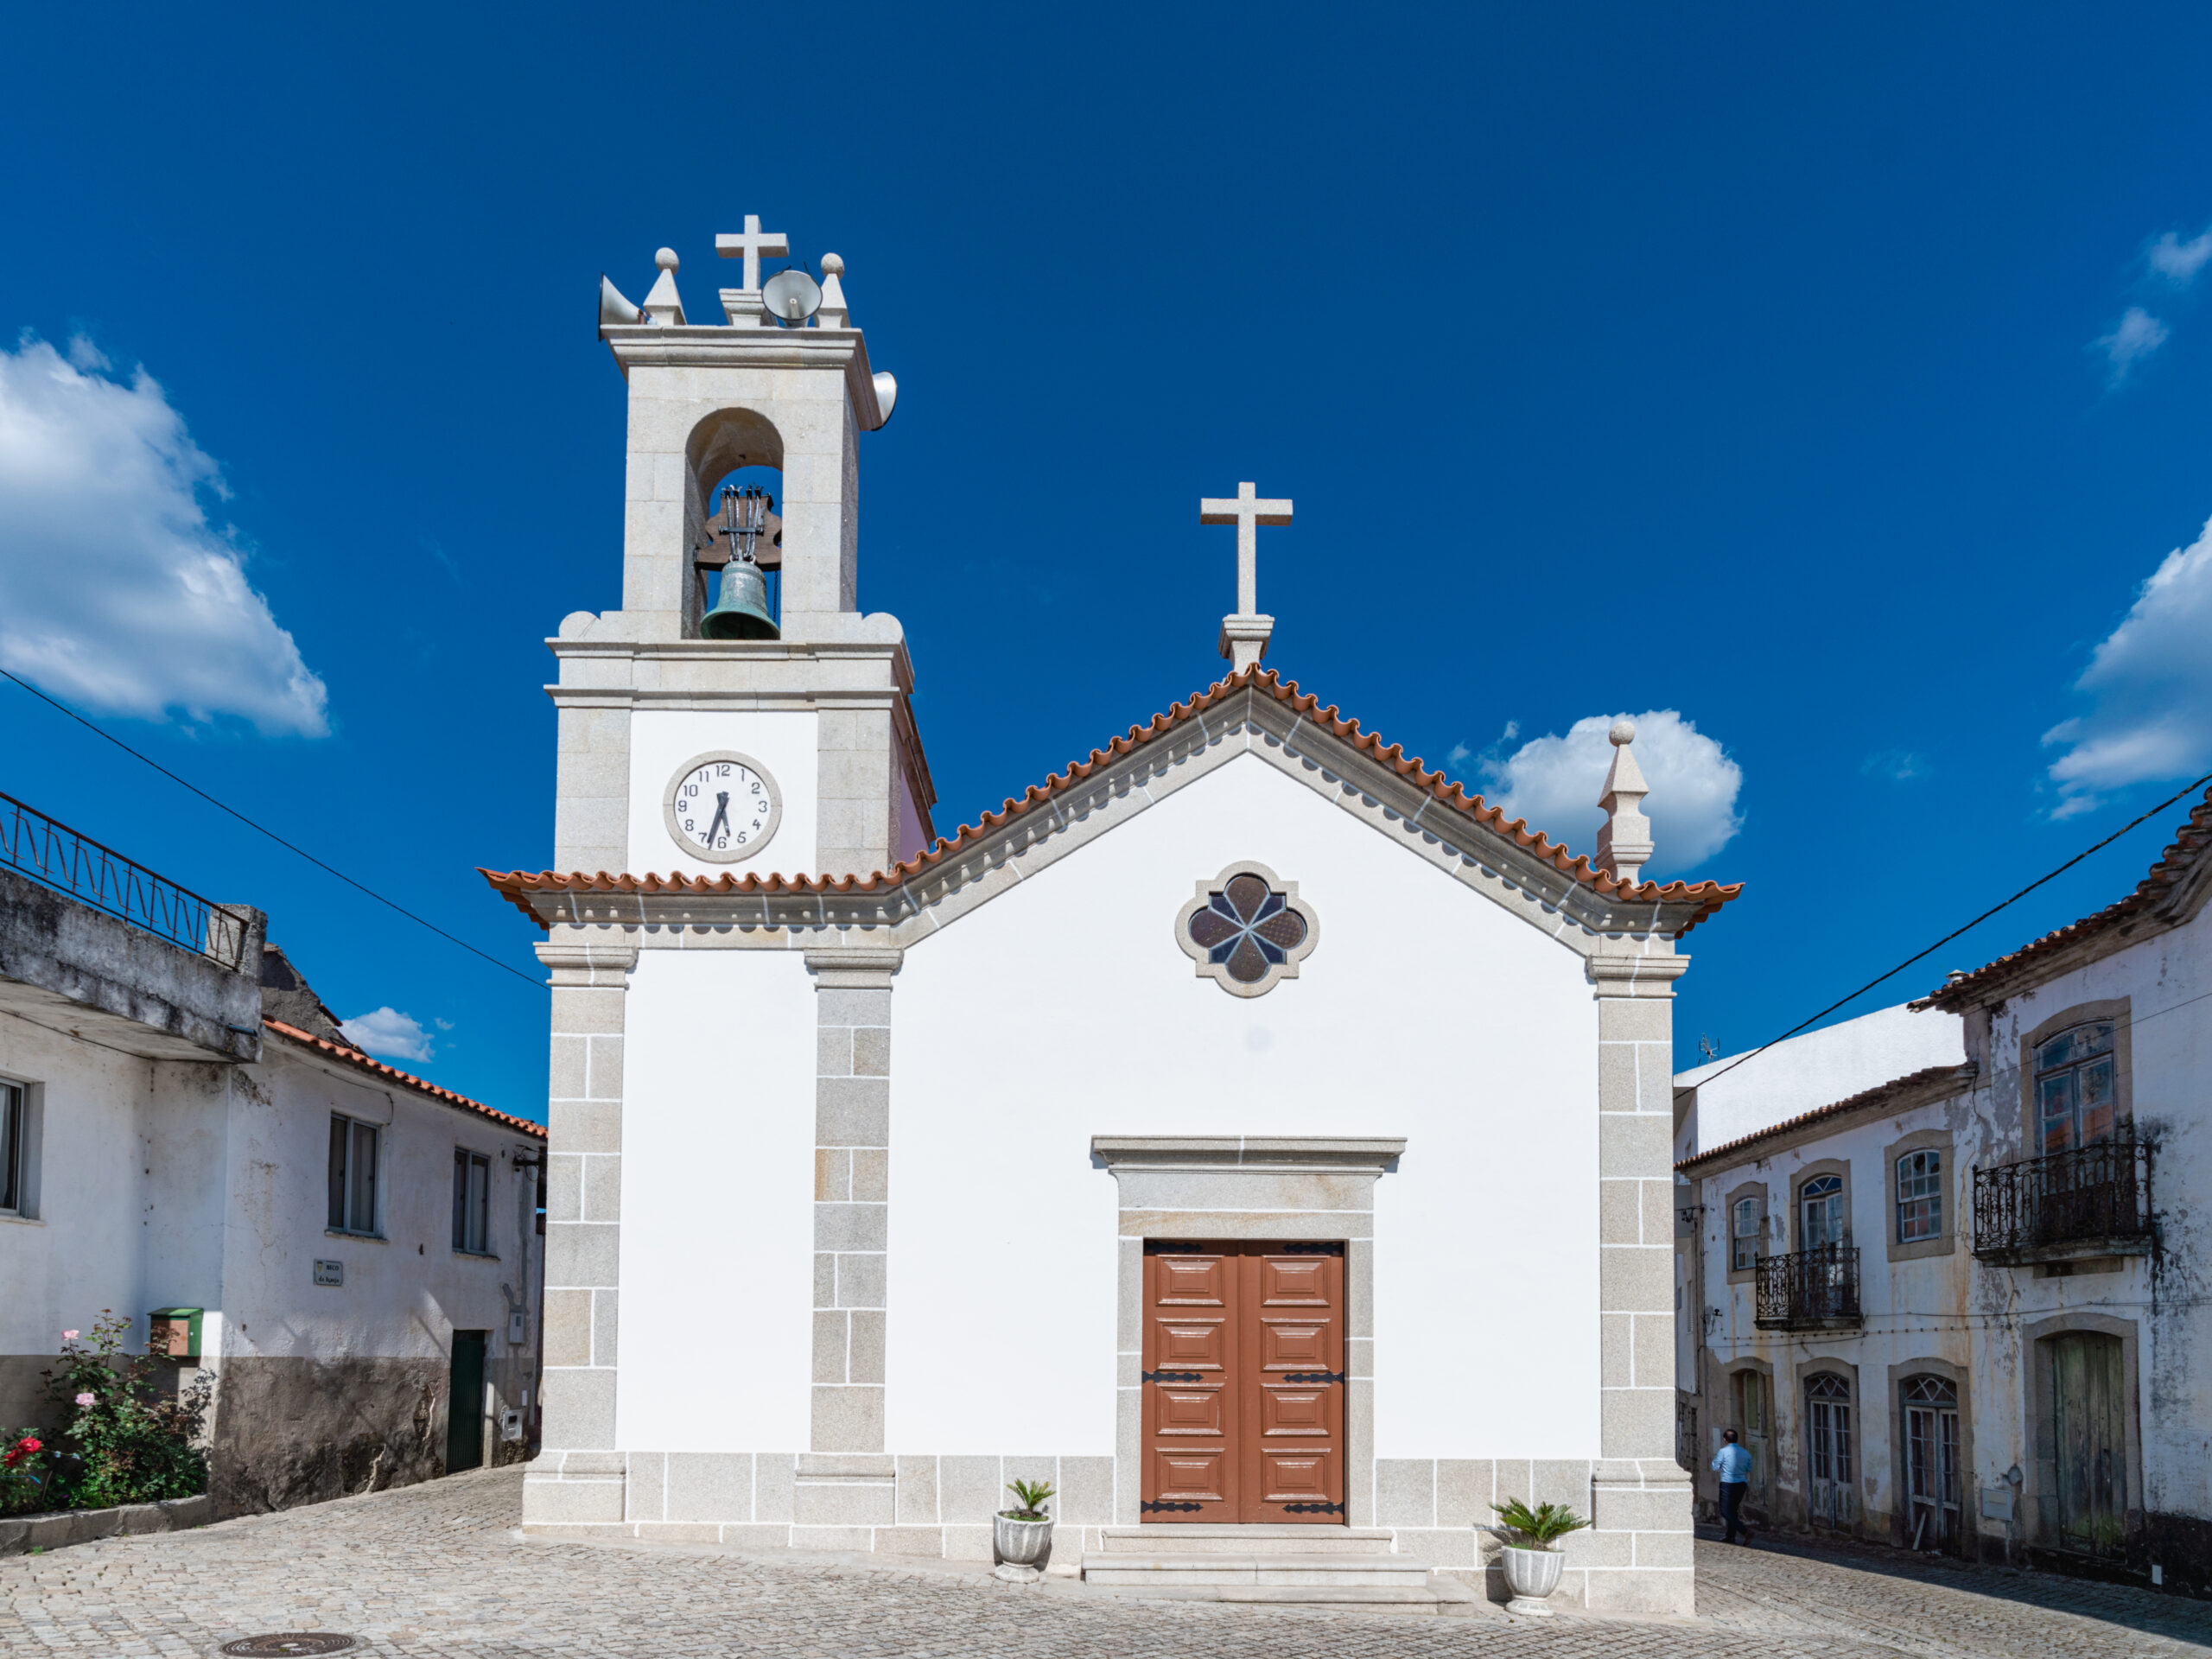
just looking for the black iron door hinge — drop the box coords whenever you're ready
[1141,1499,1205,1513]
[1141,1369,1205,1383]
[1281,1500,1346,1514]
[1281,1370,1347,1384]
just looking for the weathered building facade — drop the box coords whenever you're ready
[0,793,546,1514]
[1677,785,2212,1598]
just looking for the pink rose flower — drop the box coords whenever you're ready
[61,1330,79,1340]
[73,1392,95,1407]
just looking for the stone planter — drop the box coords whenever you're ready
[992,1511,1054,1580]
[0,1494,212,1557]
[1500,1542,1564,1614]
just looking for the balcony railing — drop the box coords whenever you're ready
[0,791,249,969]
[1754,1244,1862,1330]
[1973,1135,2152,1265]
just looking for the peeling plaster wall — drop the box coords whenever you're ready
[1685,897,2209,1593]
[1690,1090,1968,1542]
[1965,899,2209,1589]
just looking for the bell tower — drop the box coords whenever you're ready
[550,225,933,880]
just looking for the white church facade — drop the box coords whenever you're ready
[484,219,1741,1612]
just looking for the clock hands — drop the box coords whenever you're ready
[705,791,732,846]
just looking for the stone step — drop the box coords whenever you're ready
[1132,1584,1477,1613]
[1081,1553,1433,1587]
[1094,1524,1398,1556]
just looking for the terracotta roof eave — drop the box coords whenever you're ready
[479,668,1745,935]
[1910,787,2212,1012]
[262,1020,546,1139]
[1675,1062,1978,1174]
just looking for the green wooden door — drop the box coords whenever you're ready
[2050,1332,2126,1554]
[447,1331,487,1474]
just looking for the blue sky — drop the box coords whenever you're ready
[5,4,2212,1117]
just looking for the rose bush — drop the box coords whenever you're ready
[0,1432,54,1516]
[42,1313,212,1510]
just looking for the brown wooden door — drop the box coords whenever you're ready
[1141,1242,1344,1522]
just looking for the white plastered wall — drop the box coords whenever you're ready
[887,752,1602,1459]
[617,949,817,1450]
[1676,1002,1964,1160]
[626,710,820,878]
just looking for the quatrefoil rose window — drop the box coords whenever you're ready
[1174,861,1319,997]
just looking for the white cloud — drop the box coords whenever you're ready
[0,334,328,734]
[1471,709,1744,876]
[1862,748,1929,782]
[2043,514,2212,817]
[2149,227,2212,286]
[341,1007,435,1064]
[2094,307,2169,385]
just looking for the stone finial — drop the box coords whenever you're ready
[643,247,687,327]
[1594,717,1654,886]
[817,251,849,328]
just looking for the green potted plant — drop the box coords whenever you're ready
[994,1478,1056,1580]
[1489,1497,1589,1614]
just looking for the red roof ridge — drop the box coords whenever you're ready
[1676,1062,1978,1173]
[1911,784,2212,1011]
[262,1019,546,1138]
[482,665,1744,933]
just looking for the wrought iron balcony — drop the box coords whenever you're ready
[1753,1244,1862,1331]
[0,791,249,969]
[1973,1135,2152,1265]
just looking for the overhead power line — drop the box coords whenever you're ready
[1690,766,2212,1092]
[3,667,542,990]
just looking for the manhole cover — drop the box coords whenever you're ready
[219,1637,358,1656]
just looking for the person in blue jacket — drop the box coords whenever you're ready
[1712,1429,1755,1544]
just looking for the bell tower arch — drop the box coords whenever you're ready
[548,231,931,881]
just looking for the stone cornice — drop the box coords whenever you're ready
[803,945,904,988]
[1090,1135,1407,1172]
[601,323,888,427]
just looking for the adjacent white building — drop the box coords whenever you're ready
[1675,788,2211,1598]
[0,799,546,1513]
[487,221,1747,1613]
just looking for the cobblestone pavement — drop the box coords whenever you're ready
[3,1467,2209,1658]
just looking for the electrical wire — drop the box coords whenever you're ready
[1692,767,2212,1090]
[3,667,543,990]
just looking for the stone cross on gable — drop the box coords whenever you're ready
[715,214,789,292]
[1201,482,1293,670]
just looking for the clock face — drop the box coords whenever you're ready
[663,752,781,863]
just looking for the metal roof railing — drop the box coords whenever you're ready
[0,791,251,969]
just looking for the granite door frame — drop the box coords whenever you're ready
[1090,1135,1404,1529]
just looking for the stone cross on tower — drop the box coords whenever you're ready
[715,215,789,326]
[715,214,789,290]
[1200,481,1293,671]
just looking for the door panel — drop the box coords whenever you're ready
[1142,1242,1345,1522]
[1141,1247,1238,1519]
[446,1330,487,1474]
[2050,1332,2126,1555]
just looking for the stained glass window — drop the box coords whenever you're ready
[1186,872,1309,985]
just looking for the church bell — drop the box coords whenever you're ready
[701,485,781,640]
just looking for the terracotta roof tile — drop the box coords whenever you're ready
[481,666,1744,934]
[263,1020,546,1139]
[1676,1063,1977,1174]
[1910,784,2212,1013]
